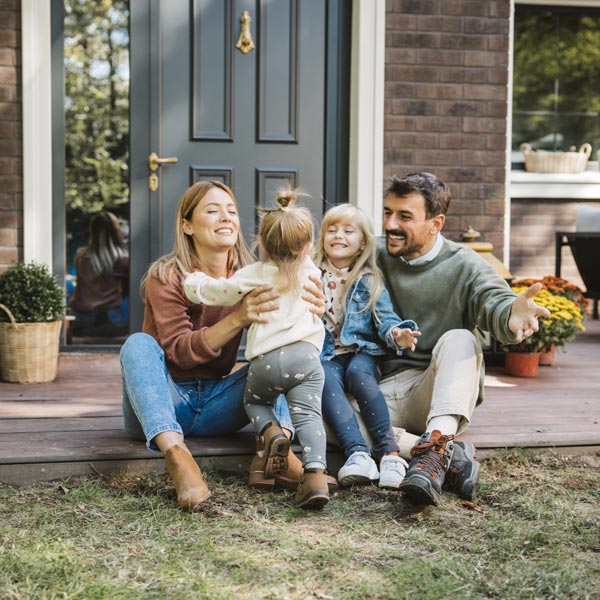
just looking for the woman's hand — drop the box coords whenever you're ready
[236,285,280,326]
[303,274,326,318]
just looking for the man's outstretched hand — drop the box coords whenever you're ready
[508,282,551,343]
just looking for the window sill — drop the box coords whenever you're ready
[511,170,600,199]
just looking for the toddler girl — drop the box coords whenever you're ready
[315,204,420,488]
[184,190,330,509]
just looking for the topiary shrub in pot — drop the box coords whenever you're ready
[0,261,66,383]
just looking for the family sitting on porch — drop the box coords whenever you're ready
[119,173,550,512]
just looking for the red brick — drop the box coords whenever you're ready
[463,84,505,101]
[443,215,461,231]
[395,0,439,14]
[483,167,506,183]
[0,11,17,30]
[440,34,487,51]
[0,192,16,209]
[416,15,463,33]
[415,84,462,100]
[486,101,508,118]
[451,199,484,215]
[413,149,458,165]
[0,30,17,47]
[0,227,16,246]
[463,150,505,167]
[437,166,484,182]
[439,133,485,149]
[442,1,488,17]
[0,1,20,10]
[0,139,20,155]
[488,69,508,85]
[0,175,20,193]
[390,31,440,49]
[0,48,16,66]
[486,134,507,151]
[417,49,464,66]
[462,117,505,133]
[0,210,19,228]
[488,35,509,52]
[386,65,439,82]
[415,115,460,132]
[391,99,437,115]
[439,101,485,117]
[0,121,17,138]
[0,156,18,173]
[0,246,18,265]
[462,183,504,200]
[485,199,506,215]
[465,17,508,35]
[386,13,418,31]
[386,83,417,99]
[384,148,415,164]
[439,68,488,84]
[387,132,438,148]
[0,101,19,120]
[385,115,417,131]
[0,85,16,102]
[385,48,418,64]
[464,50,507,68]
[0,66,16,85]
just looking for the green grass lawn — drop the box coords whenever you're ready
[0,449,598,600]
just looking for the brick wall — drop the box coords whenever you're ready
[384,0,510,257]
[510,200,600,293]
[0,0,21,272]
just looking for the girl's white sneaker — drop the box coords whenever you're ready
[378,455,409,489]
[337,451,379,487]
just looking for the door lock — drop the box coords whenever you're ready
[148,152,178,191]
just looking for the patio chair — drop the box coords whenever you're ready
[555,206,600,319]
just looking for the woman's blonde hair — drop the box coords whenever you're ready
[258,188,314,293]
[140,180,253,298]
[75,211,128,277]
[314,203,384,320]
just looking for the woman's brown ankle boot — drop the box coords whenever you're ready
[164,445,211,510]
[295,469,330,510]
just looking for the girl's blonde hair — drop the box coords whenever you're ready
[141,180,253,299]
[258,188,314,293]
[314,203,384,320]
[75,211,127,277]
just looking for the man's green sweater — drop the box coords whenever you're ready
[378,236,517,378]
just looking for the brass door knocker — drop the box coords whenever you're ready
[235,10,255,54]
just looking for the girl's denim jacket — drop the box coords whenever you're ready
[321,271,418,361]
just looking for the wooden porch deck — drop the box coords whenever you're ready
[0,320,599,486]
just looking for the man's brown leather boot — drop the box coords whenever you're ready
[164,445,211,510]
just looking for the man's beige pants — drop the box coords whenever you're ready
[346,329,483,455]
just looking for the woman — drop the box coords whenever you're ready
[69,211,129,334]
[120,181,325,511]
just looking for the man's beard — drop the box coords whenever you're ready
[385,230,420,258]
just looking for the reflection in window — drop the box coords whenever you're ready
[513,5,600,163]
[64,0,130,344]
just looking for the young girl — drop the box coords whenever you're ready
[315,204,420,489]
[183,190,331,509]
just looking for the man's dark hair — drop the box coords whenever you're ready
[384,172,451,218]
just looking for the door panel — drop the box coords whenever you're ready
[130,0,350,330]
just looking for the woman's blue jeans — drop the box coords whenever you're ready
[321,352,399,460]
[120,333,294,452]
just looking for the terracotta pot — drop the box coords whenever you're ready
[539,346,557,367]
[505,352,540,377]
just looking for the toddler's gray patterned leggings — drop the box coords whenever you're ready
[244,341,327,470]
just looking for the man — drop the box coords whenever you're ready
[371,172,548,506]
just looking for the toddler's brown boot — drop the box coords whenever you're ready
[164,444,211,510]
[260,422,291,478]
[295,469,330,510]
[248,434,302,489]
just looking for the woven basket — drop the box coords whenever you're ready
[520,143,592,174]
[0,303,62,383]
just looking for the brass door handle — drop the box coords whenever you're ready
[149,152,178,171]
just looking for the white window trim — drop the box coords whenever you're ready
[22,0,386,263]
[21,0,53,269]
[348,0,385,232]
